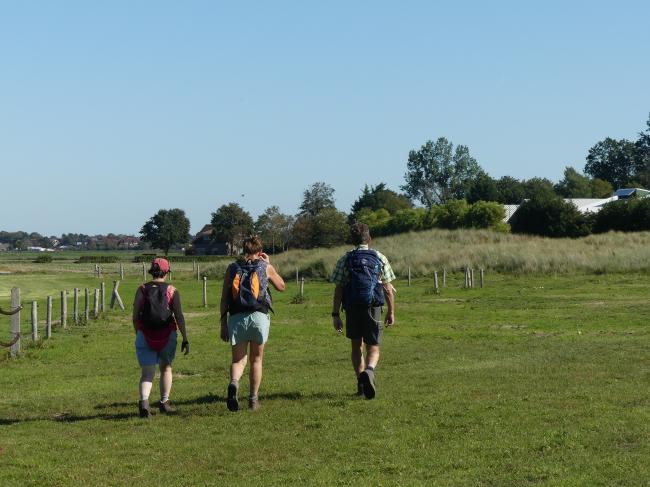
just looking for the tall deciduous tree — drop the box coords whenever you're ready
[635,114,650,187]
[299,182,336,217]
[255,206,294,253]
[402,137,483,206]
[466,173,500,203]
[211,203,254,255]
[584,137,640,189]
[495,176,526,204]
[140,208,191,255]
[350,183,411,218]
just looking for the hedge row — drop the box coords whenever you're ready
[131,255,231,263]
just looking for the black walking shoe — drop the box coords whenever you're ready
[138,400,151,418]
[356,378,365,396]
[158,400,176,414]
[359,369,376,400]
[227,381,239,412]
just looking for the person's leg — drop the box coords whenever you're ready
[351,338,365,375]
[159,360,172,403]
[227,341,248,411]
[248,341,265,406]
[358,307,382,400]
[139,365,156,401]
[365,344,380,370]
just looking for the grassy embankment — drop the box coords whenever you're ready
[1,229,650,485]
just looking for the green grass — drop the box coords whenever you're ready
[2,270,650,485]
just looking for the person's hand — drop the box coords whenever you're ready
[384,312,395,327]
[332,315,343,333]
[181,340,190,355]
[220,323,229,342]
[259,252,270,264]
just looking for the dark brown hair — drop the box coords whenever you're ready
[349,222,371,245]
[243,235,263,255]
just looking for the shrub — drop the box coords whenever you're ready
[34,254,53,263]
[464,201,505,230]
[77,255,118,263]
[510,196,592,238]
[437,200,470,229]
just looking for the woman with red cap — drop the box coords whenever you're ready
[132,257,189,418]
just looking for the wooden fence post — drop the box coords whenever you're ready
[480,268,484,288]
[434,271,439,293]
[46,296,52,339]
[196,264,200,282]
[73,288,79,323]
[464,267,469,288]
[60,290,67,328]
[110,281,125,311]
[203,277,208,308]
[470,268,474,288]
[300,277,305,298]
[31,301,38,341]
[296,268,299,286]
[100,281,105,312]
[84,288,89,321]
[120,264,124,280]
[93,289,99,319]
[443,268,447,287]
[10,288,20,357]
[408,267,411,287]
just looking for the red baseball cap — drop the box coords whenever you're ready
[151,257,170,273]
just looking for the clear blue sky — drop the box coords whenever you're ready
[1,1,649,235]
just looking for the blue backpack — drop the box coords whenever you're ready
[228,259,272,314]
[343,249,385,308]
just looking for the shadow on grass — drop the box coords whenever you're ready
[0,390,344,426]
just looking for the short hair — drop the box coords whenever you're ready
[349,222,371,245]
[243,235,263,255]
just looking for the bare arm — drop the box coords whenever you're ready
[260,253,285,291]
[382,283,395,326]
[331,284,344,333]
[171,291,188,343]
[219,266,232,342]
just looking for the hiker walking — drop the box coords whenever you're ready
[220,235,285,411]
[132,257,189,418]
[330,222,396,399]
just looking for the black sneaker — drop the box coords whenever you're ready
[359,369,376,400]
[158,400,176,414]
[138,400,150,418]
[356,379,365,396]
[227,381,239,412]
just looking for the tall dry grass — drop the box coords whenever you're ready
[202,229,650,279]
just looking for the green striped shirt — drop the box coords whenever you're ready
[330,244,395,286]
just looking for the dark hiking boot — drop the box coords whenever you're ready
[227,381,239,412]
[158,400,176,414]
[356,378,365,396]
[138,400,151,418]
[359,369,376,400]
[248,396,260,411]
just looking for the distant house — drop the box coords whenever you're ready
[613,188,650,200]
[0,243,10,252]
[191,225,229,255]
[503,193,623,223]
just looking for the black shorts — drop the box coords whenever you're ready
[345,306,383,345]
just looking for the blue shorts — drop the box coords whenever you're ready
[135,330,177,366]
[228,311,270,346]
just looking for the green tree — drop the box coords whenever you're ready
[521,177,556,200]
[299,182,336,217]
[584,137,640,189]
[402,137,483,206]
[211,203,254,255]
[466,173,500,203]
[140,208,191,255]
[291,208,348,248]
[495,176,525,204]
[554,167,592,198]
[464,201,507,231]
[350,183,411,218]
[254,206,294,253]
[634,114,650,187]
[436,200,470,229]
[590,178,614,198]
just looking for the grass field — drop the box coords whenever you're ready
[2,260,650,485]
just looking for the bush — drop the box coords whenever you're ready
[437,200,470,229]
[464,201,505,230]
[510,196,592,238]
[132,255,230,263]
[34,254,53,263]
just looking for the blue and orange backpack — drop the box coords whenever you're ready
[228,259,272,314]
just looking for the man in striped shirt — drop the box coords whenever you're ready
[330,222,396,399]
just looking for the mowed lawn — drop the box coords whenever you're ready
[1,271,650,486]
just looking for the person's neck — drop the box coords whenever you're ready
[152,278,166,283]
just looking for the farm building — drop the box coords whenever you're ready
[190,225,229,255]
